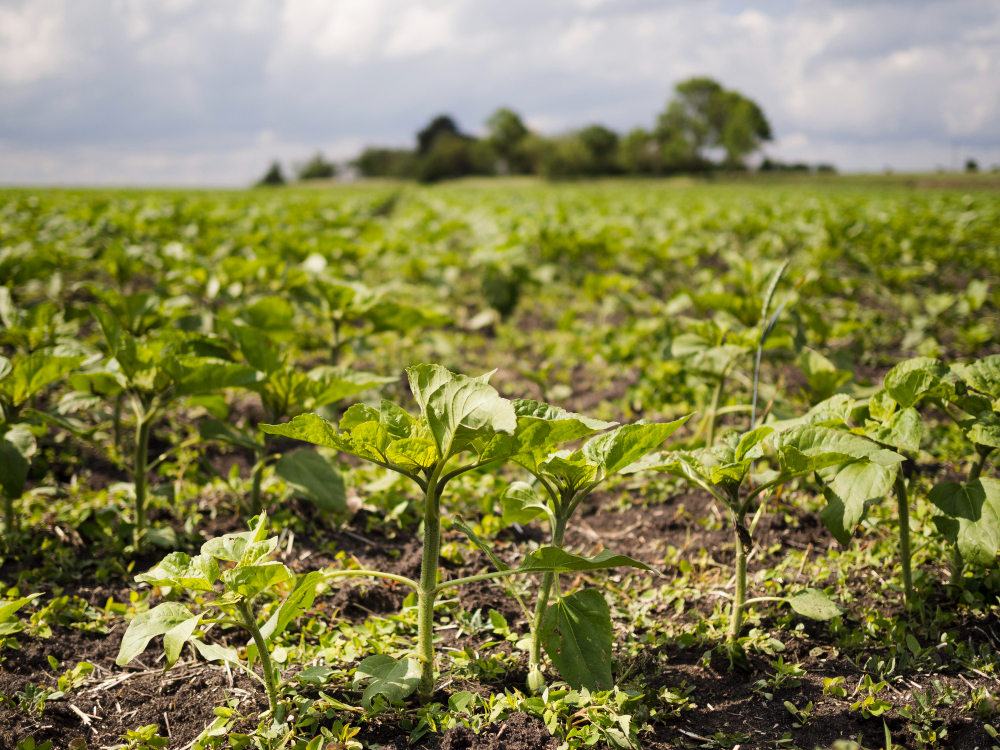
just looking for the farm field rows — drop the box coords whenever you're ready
[0,180,999,750]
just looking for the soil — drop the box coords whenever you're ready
[1,479,995,749]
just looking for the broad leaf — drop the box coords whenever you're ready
[883,357,949,408]
[201,512,272,562]
[0,593,41,622]
[340,403,380,431]
[538,451,598,493]
[954,355,1000,400]
[364,300,450,333]
[868,390,897,423]
[478,399,616,464]
[541,589,614,691]
[0,353,83,407]
[231,325,282,375]
[797,348,852,403]
[222,562,293,599]
[117,602,195,666]
[163,614,202,668]
[169,358,261,397]
[501,481,551,526]
[191,639,240,666]
[244,296,294,332]
[929,478,1000,566]
[135,552,220,592]
[274,450,347,513]
[865,407,923,453]
[583,416,692,475]
[786,589,843,621]
[962,411,1000,449]
[260,571,325,643]
[775,446,855,476]
[0,427,35,499]
[261,414,383,465]
[385,438,439,471]
[353,654,421,707]
[514,546,650,574]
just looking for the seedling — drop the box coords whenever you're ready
[262,364,649,703]
[117,512,322,713]
[629,421,899,661]
[488,416,691,692]
[0,352,82,542]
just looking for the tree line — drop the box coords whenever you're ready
[258,77,834,186]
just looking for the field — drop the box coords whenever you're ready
[1,177,999,750]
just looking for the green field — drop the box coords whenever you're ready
[1,179,999,750]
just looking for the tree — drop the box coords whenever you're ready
[354,148,415,178]
[296,153,336,181]
[620,128,661,175]
[655,77,772,169]
[255,161,285,187]
[486,108,529,173]
[417,115,463,155]
[578,124,620,174]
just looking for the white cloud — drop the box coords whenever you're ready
[1,0,999,184]
[0,0,69,84]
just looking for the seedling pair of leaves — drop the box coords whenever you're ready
[117,512,322,714]
[200,324,392,516]
[489,416,692,692]
[261,364,653,704]
[627,422,895,661]
[0,352,83,541]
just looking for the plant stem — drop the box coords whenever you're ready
[894,476,913,609]
[528,515,567,687]
[706,375,725,448]
[133,418,151,549]
[3,494,15,543]
[951,446,994,586]
[249,434,273,517]
[236,599,279,714]
[416,469,442,703]
[728,521,748,644]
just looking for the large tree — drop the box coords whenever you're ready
[655,77,771,168]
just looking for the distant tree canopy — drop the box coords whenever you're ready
[345,77,821,182]
[296,152,336,181]
[255,161,286,187]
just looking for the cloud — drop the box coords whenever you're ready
[0,0,998,184]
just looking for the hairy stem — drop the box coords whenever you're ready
[133,418,151,549]
[894,476,913,609]
[528,515,567,688]
[728,522,748,644]
[236,599,279,714]
[416,469,442,703]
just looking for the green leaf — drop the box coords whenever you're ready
[353,654,421,707]
[407,364,516,456]
[191,639,240,666]
[954,355,1000,400]
[868,390,898,422]
[244,296,294,332]
[199,418,261,452]
[91,304,122,353]
[0,354,83,407]
[0,427,35,500]
[274,450,347,514]
[501,481,551,526]
[261,413,389,466]
[583,416,692,475]
[116,603,195,666]
[883,357,949,408]
[0,357,11,384]
[538,451,599,493]
[541,589,614,691]
[865,407,923,453]
[222,562,293,599]
[339,403,380,430]
[201,512,272,562]
[450,516,511,573]
[163,614,202,668]
[135,552,220,592]
[478,399,617,464]
[168,358,262,397]
[786,589,844,621]
[775,446,855,476]
[230,325,282,375]
[797,348,852,403]
[929,478,1000,566]
[384,437,439,471]
[962,411,1000,449]
[260,571,325,644]
[364,300,450,333]
[0,593,41,622]
[735,426,774,462]
[515,546,651,574]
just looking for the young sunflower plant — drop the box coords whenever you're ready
[261,364,649,703]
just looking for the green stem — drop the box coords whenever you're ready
[416,468,443,703]
[113,393,123,455]
[528,515,567,689]
[728,520,748,644]
[133,418,151,549]
[322,569,419,590]
[249,435,273,517]
[236,599,279,714]
[951,446,994,586]
[3,494,14,543]
[894,476,913,609]
[706,375,726,448]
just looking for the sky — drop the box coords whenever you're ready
[1,0,999,186]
